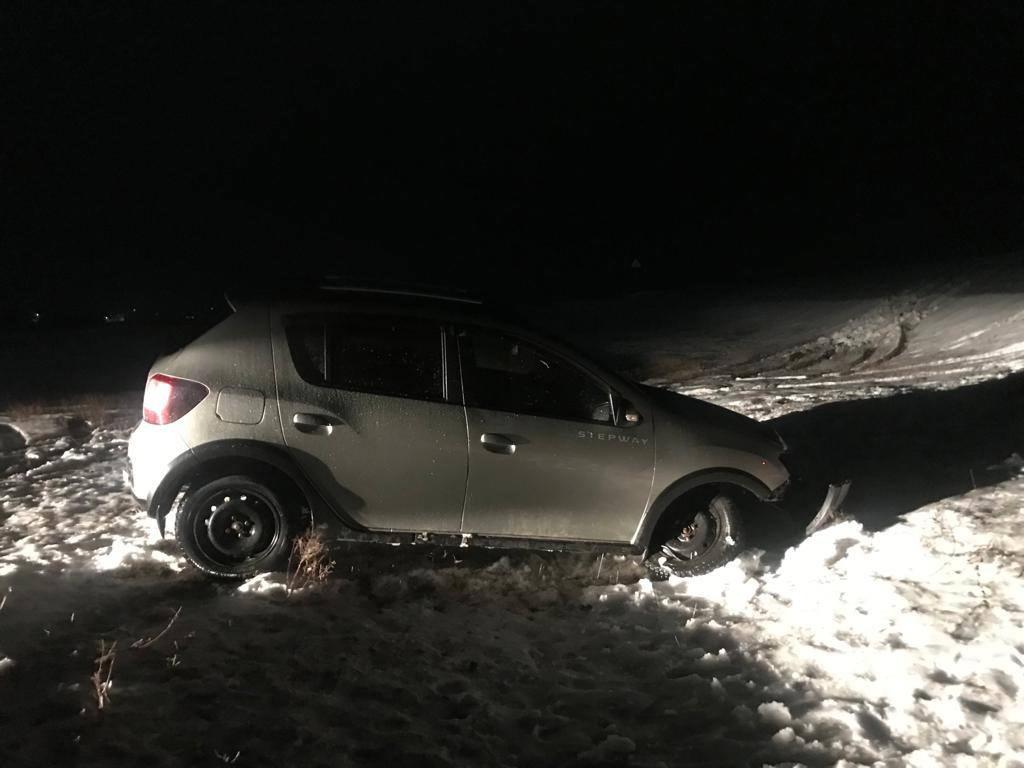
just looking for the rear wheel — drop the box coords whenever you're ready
[175,475,301,579]
[645,493,745,579]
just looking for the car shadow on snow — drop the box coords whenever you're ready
[0,561,868,768]
[768,369,1024,535]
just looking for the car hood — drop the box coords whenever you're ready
[639,384,781,451]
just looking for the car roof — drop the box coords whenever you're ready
[318,284,483,305]
[254,283,523,325]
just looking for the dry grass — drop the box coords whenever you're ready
[0,400,50,418]
[0,392,140,428]
[91,640,117,710]
[287,530,335,593]
[131,606,182,649]
[75,394,132,427]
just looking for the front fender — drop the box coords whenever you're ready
[631,468,773,553]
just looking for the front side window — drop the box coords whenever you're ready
[286,314,444,401]
[458,327,612,423]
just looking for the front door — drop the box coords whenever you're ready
[457,326,655,543]
[272,310,467,533]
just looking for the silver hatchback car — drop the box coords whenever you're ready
[126,289,793,579]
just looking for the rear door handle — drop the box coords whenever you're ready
[480,433,516,455]
[292,412,341,435]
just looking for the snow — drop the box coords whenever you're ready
[1,279,1024,766]
[660,291,1024,421]
[648,489,1024,764]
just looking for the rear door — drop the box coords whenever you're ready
[272,310,467,533]
[457,326,655,543]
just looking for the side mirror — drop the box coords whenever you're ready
[614,398,643,427]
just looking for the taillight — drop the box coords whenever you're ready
[143,374,209,425]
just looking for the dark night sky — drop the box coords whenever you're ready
[4,2,1024,318]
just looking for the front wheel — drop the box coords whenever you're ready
[175,475,301,579]
[645,493,745,580]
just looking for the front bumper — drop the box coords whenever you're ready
[767,475,790,502]
[805,480,852,536]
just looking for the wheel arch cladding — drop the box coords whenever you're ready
[636,468,771,553]
[148,440,320,536]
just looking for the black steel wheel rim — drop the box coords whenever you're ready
[192,487,282,567]
[662,510,718,560]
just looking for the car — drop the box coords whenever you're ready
[126,286,793,580]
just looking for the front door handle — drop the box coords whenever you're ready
[480,433,516,455]
[292,412,341,435]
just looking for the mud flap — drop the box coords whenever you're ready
[805,480,851,536]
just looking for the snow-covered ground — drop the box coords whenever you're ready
[1,279,1023,767]
[665,291,1024,422]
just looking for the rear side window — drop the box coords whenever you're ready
[285,314,444,401]
[458,327,612,423]
[286,319,327,383]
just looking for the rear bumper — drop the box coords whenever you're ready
[126,420,191,517]
[123,459,158,523]
[123,456,148,508]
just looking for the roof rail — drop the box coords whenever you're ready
[318,281,483,305]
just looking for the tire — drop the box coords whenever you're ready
[175,474,301,579]
[644,493,745,580]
